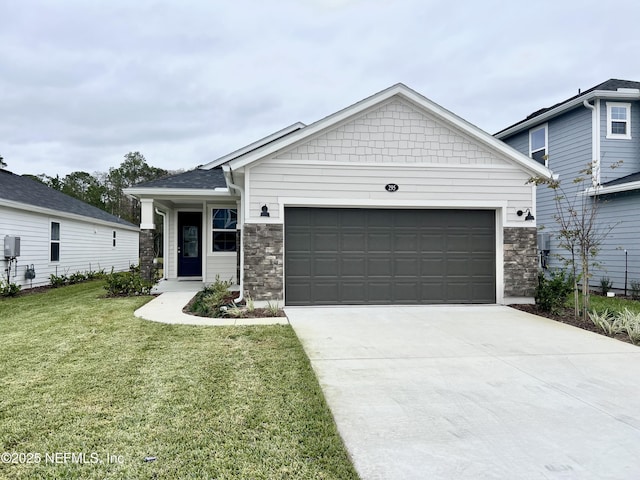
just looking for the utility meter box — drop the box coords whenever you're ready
[537,232,551,252]
[4,235,20,258]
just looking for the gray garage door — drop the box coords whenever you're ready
[285,208,495,305]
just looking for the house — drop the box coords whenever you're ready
[0,169,139,288]
[496,79,640,292]
[126,83,551,305]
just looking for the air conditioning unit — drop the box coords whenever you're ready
[4,235,20,258]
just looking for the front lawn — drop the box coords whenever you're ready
[0,281,358,479]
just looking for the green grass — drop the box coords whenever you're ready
[0,281,358,479]
[572,293,640,314]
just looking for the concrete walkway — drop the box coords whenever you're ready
[286,305,640,480]
[134,280,287,326]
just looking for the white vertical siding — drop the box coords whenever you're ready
[0,205,138,289]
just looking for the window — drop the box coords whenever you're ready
[607,102,631,139]
[51,222,60,261]
[529,124,548,165]
[113,231,116,247]
[212,209,237,252]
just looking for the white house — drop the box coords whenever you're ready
[126,84,551,305]
[0,169,139,288]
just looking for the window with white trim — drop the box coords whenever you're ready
[113,231,116,247]
[51,221,60,261]
[529,124,548,165]
[212,209,237,252]
[607,102,631,139]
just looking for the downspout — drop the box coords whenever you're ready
[583,99,600,186]
[222,166,244,303]
[154,207,168,280]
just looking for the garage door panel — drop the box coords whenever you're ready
[395,232,418,252]
[368,233,393,252]
[314,232,339,251]
[395,258,420,276]
[420,234,445,251]
[369,282,393,301]
[342,257,366,276]
[342,233,366,252]
[314,257,339,276]
[368,258,392,276]
[287,257,311,276]
[341,282,367,303]
[285,208,495,305]
[286,231,312,252]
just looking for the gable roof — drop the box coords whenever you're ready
[221,83,552,178]
[0,169,137,228]
[496,79,640,138]
[132,167,227,189]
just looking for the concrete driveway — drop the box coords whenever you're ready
[285,306,640,480]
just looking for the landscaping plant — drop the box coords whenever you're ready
[535,269,574,314]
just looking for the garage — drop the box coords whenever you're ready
[284,207,496,305]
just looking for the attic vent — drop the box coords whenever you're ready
[617,88,640,93]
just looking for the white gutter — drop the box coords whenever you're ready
[583,99,601,185]
[496,89,640,139]
[586,180,640,196]
[124,187,230,197]
[154,207,168,280]
[221,165,244,303]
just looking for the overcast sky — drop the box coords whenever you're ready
[2,0,640,177]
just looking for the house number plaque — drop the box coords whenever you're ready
[385,183,399,192]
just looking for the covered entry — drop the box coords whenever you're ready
[284,207,496,305]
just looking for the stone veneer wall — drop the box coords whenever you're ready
[503,227,538,298]
[243,224,283,300]
[139,229,155,282]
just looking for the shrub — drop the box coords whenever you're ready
[535,269,574,314]
[619,308,640,345]
[0,278,21,297]
[189,276,235,317]
[588,309,624,336]
[49,273,69,287]
[600,277,613,295]
[265,301,282,317]
[630,280,640,300]
[104,270,154,296]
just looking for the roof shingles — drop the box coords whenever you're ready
[0,169,137,227]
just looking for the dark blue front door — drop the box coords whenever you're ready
[178,212,202,277]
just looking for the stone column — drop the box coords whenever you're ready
[140,229,155,281]
[503,227,538,298]
[243,224,283,301]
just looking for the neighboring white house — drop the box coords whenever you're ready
[0,169,140,289]
[127,83,552,305]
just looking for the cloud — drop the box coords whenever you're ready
[1,0,640,176]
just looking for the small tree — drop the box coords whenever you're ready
[530,161,618,319]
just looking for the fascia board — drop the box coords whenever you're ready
[496,90,640,139]
[124,187,231,197]
[200,122,307,169]
[227,83,552,179]
[0,198,139,232]
[587,181,640,196]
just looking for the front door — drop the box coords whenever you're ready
[177,212,202,277]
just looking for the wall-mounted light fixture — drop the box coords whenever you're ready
[517,209,535,221]
[260,204,270,217]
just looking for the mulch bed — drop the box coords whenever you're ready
[509,304,632,344]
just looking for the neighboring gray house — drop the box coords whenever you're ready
[0,169,140,288]
[496,79,640,291]
[126,83,551,305]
